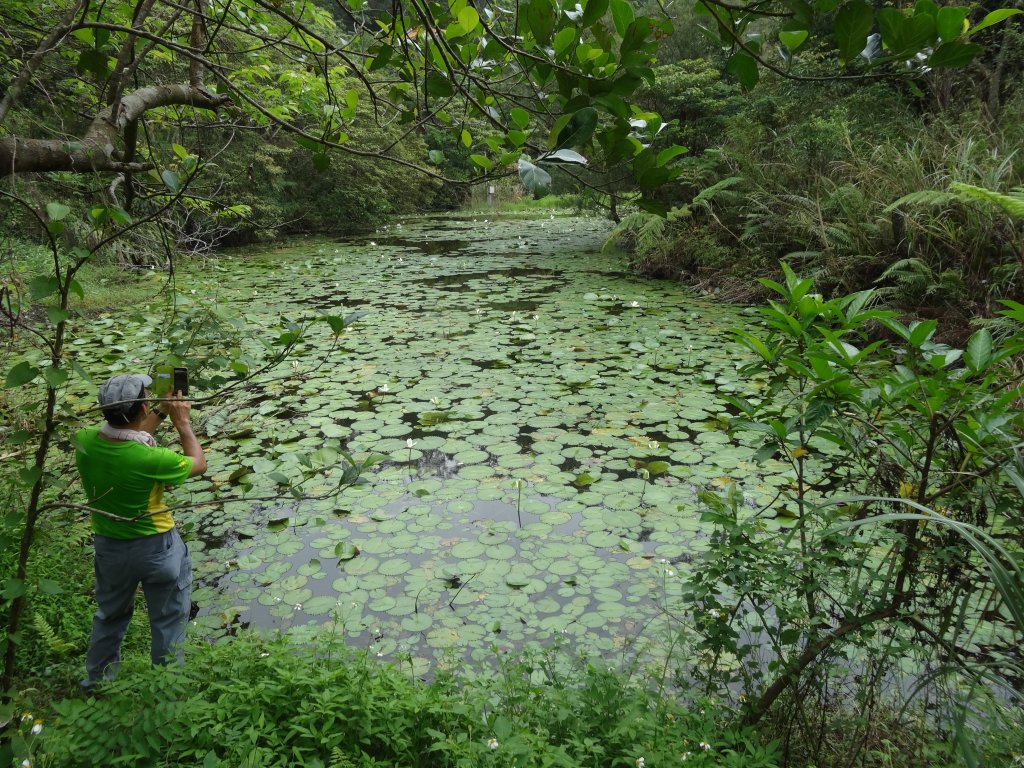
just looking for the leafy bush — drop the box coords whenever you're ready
[33,634,779,768]
[682,267,1024,765]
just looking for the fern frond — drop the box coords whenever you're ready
[884,190,961,213]
[33,613,76,654]
[878,257,935,283]
[692,176,743,207]
[950,182,1024,219]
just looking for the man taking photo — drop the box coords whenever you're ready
[75,372,206,689]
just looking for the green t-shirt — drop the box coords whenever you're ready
[75,426,193,539]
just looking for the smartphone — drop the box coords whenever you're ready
[173,367,189,396]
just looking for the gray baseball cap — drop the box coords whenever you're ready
[98,373,153,414]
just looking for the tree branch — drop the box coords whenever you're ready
[0,84,229,176]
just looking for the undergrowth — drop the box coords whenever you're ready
[22,633,778,768]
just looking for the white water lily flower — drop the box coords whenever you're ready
[379,383,389,393]
[406,438,417,449]
[630,300,640,307]
[487,738,499,750]
[370,241,376,246]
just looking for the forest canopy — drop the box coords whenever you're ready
[1,0,1020,213]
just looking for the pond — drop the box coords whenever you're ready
[85,214,810,672]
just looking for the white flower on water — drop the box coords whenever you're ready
[294,604,303,611]
[370,241,377,246]
[708,608,721,618]
[406,438,418,449]
[31,720,43,735]
[487,738,499,750]
[629,300,640,308]
[430,397,441,405]
[379,383,390,393]
[667,569,675,576]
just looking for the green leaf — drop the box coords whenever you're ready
[524,0,556,44]
[43,366,69,388]
[428,149,445,164]
[470,154,493,170]
[553,27,577,58]
[834,0,874,62]
[335,541,360,560]
[107,207,132,226]
[726,52,759,90]
[582,0,609,27]
[18,466,42,487]
[964,328,993,373]
[539,149,588,164]
[967,8,1022,37]
[547,113,572,149]
[312,153,331,172]
[646,460,670,476]
[510,108,530,129]
[517,157,552,196]
[460,129,472,148]
[609,0,634,36]
[29,275,60,300]
[76,48,110,78]
[46,202,71,221]
[37,579,63,595]
[936,5,969,40]
[557,106,598,148]
[928,41,982,68]
[1,578,26,600]
[779,29,809,51]
[161,169,181,192]
[5,362,39,387]
[322,315,346,335]
[656,146,688,166]
[458,6,479,31]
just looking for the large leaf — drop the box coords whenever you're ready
[5,361,40,387]
[556,106,598,148]
[609,0,634,36]
[964,328,993,373]
[834,1,874,62]
[517,157,552,196]
[928,41,983,67]
[726,51,759,89]
[538,149,588,165]
[967,8,1022,37]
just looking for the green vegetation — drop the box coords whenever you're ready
[4,0,1024,766]
[610,22,1024,321]
[21,634,776,768]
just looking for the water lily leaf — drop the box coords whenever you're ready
[335,541,360,560]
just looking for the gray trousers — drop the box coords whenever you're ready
[83,528,192,687]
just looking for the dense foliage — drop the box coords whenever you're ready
[19,635,777,768]
[611,13,1024,320]
[4,0,1024,766]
